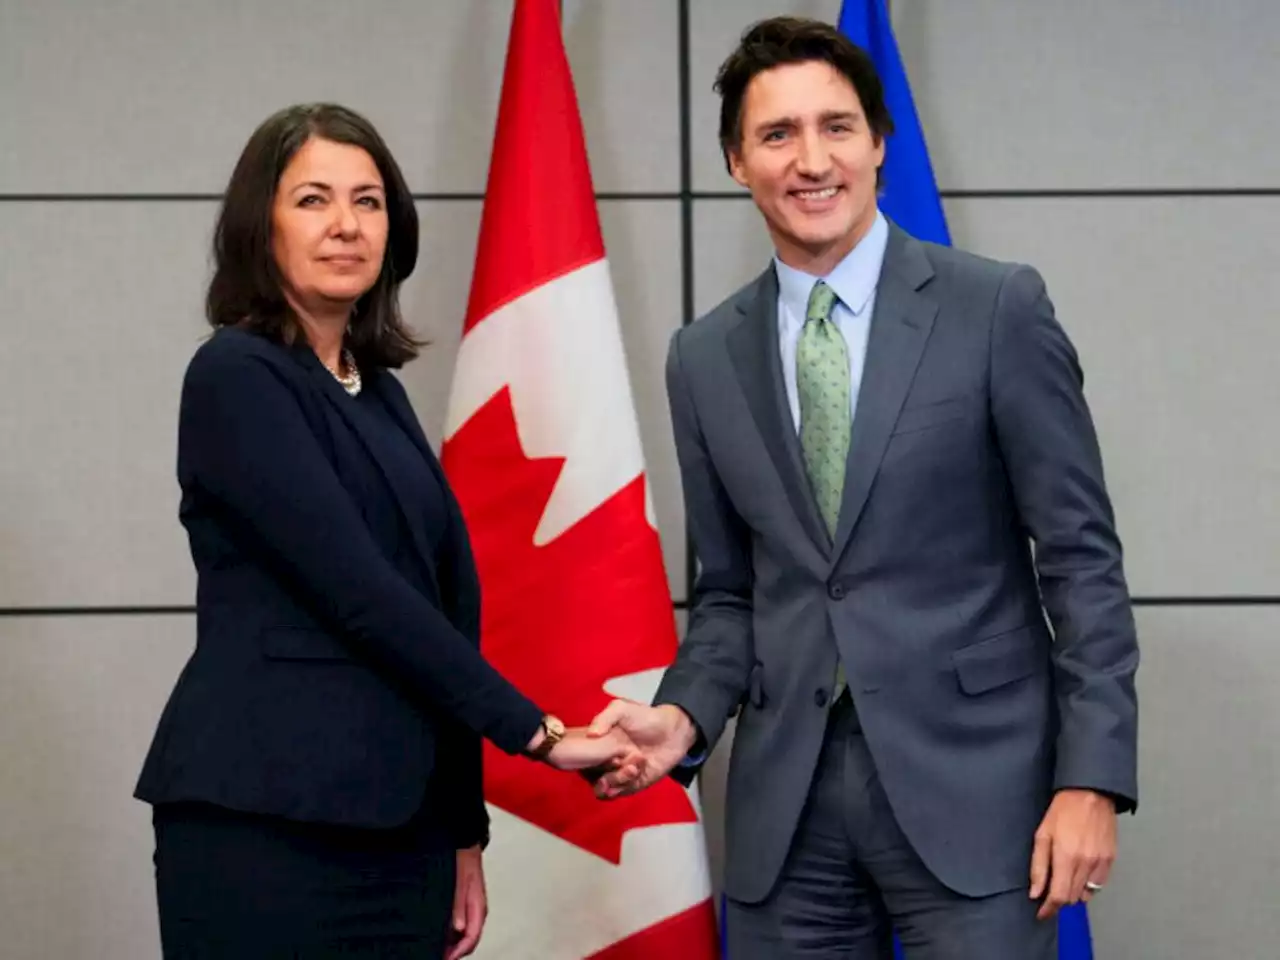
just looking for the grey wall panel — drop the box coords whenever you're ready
[0,614,194,960]
[690,198,775,315]
[895,0,1280,191]
[0,0,513,194]
[0,0,678,195]
[596,200,687,602]
[693,195,1280,596]
[563,0,680,193]
[947,195,1280,597]
[397,200,687,603]
[1089,606,1280,959]
[0,201,210,607]
[393,201,480,445]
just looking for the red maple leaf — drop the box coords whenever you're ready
[443,387,698,863]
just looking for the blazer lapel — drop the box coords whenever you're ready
[368,368,483,633]
[726,267,830,554]
[830,226,939,564]
[369,369,440,477]
[302,353,442,570]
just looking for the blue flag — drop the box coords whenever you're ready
[836,0,950,246]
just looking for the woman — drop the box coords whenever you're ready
[134,103,640,959]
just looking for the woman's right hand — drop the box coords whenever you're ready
[545,726,645,778]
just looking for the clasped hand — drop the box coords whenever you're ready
[580,700,698,799]
[536,723,646,776]
[534,702,697,797]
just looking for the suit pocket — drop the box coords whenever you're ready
[952,626,1040,694]
[747,662,766,708]
[891,397,967,437]
[260,626,353,661]
[735,663,766,716]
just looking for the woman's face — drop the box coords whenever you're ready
[270,136,388,316]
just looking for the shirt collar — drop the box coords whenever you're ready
[774,208,889,321]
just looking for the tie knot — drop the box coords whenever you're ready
[806,280,837,324]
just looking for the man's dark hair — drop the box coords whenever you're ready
[206,103,422,368]
[715,16,894,181]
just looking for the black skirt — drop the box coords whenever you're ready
[152,802,456,959]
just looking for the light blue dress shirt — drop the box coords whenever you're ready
[773,208,890,433]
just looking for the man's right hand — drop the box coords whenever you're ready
[585,701,699,799]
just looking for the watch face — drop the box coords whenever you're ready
[546,716,566,738]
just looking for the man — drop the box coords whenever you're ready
[589,15,1139,959]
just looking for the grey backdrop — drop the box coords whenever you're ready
[2,1,1277,958]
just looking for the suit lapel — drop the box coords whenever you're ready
[726,267,830,554]
[830,226,938,564]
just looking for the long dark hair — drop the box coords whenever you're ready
[206,103,422,368]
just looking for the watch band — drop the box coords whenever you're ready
[527,715,565,760]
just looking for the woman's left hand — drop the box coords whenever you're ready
[446,845,487,960]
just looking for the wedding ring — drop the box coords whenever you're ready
[1084,881,1104,893]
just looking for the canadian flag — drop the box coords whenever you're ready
[439,1,720,958]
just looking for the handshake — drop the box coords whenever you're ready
[531,701,700,799]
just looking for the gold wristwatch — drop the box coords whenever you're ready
[527,715,566,761]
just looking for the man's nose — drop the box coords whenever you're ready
[795,130,833,177]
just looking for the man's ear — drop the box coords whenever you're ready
[727,146,749,189]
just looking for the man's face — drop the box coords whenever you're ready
[729,60,885,273]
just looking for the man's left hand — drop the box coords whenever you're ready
[1029,788,1117,920]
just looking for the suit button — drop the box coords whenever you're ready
[828,582,845,600]
[814,688,829,708]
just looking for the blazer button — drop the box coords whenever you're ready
[814,688,829,708]
[828,582,845,600]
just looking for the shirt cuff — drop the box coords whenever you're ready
[678,742,709,767]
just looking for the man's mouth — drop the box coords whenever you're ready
[791,186,841,202]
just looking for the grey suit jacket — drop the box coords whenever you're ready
[655,223,1139,903]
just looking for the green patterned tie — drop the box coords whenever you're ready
[796,280,849,700]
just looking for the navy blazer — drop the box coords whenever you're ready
[135,328,543,846]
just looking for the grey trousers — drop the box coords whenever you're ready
[724,696,1057,960]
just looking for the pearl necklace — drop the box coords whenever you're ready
[325,348,362,396]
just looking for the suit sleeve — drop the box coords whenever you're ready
[180,340,544,757]
[989,266,1139,812]
[653,329,756,781]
